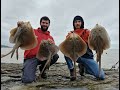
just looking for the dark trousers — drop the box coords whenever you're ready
[21,54,59,83]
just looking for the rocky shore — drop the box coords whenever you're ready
[1,63,119,90]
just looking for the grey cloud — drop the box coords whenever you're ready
[1,0,119,48]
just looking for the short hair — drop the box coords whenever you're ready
[40,16,50,24]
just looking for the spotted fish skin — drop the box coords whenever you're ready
[36,40,59,76]
[88,24,110,78]
[1,21,37,60]
[59,32,87,79]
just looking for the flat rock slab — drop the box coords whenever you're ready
[1,63,119,90]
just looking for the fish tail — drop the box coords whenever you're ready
[40,52,52,75]
[96,50,103,62]
[96,51,102,78]
[1,43,20,58]
[16,48,19,60]
[1,50,14,58]
[73,59,76,78]
[11,49,16,58]
[11,42,20,59]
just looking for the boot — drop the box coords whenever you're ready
[70,68,76,81]
[39,65,47,79]
[78,63,85,76]
[41,72,47,79]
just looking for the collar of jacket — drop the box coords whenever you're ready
[73,29,85,33]
[37,27,50,35]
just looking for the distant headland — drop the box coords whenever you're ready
[1,45,12,48]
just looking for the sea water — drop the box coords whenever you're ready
[1,48,119,69]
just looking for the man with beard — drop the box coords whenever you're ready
[22,16,59,83]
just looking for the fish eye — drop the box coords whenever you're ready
[69,38,73,40]
[75,38,79,40]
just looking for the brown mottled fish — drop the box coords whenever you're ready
[1,21,38,60]
[88,24,110,78]
[59,32,87,78]
[36,40,59,76]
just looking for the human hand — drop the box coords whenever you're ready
[48,38,54,44]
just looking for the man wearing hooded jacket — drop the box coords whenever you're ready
[64,15,105,81]
[21,16,59,83]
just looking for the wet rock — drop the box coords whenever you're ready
[1,63,119,90]
[8,74,21,78]
[1,76,11,84]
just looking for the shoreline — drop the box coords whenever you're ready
[1,48,119,69]
[1,63,119,90]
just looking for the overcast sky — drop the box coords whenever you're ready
[1,0,119,49]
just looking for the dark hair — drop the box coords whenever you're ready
[73,15,84,29]
[40,16,50,24]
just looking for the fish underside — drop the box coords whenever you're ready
[36,40,59,76]
[1,21,37,60]
[59,32,87,78]
[88,24,110,79]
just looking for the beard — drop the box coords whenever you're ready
[41,26,48,32]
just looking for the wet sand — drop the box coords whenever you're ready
[1,63,119,90]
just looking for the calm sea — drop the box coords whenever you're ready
[1,48,119,69]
